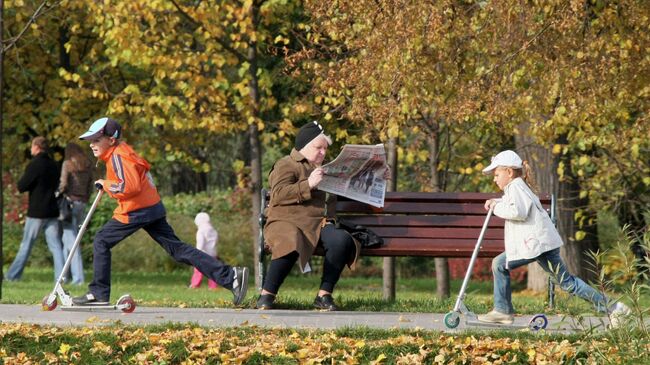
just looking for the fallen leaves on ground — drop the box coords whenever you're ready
[0,323,639,364]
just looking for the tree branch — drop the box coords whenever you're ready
[2,0,55,53]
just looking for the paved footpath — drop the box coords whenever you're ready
[0,304,609,333]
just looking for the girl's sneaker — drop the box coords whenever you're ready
[477,309,514,324]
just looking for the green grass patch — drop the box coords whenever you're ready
[3,267,647,316]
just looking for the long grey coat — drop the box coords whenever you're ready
[263,149,359,271]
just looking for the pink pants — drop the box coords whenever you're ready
[189,267,218,289]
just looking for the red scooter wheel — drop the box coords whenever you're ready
[42,295,57,311]
[118,296,136,313]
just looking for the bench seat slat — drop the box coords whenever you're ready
[363,237,504,256]
[312,238,504,257]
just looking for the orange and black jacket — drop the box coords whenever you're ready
[98,141,165,224]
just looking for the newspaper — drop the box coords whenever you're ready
[318,144,387,208]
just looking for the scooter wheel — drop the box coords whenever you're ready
[41,295,57,311]
[528,314,548,331]
[444,311,460,329]
[118,296,136,313]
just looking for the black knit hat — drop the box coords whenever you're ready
[295,121,324,150]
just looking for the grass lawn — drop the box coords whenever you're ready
[3,267,644,317]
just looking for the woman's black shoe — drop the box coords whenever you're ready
[313,294,338,311]
[256,294,275,310]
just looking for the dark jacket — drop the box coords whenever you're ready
[17,152,60,218]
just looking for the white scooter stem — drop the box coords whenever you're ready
[452,206,494,312]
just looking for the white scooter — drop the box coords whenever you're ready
[42,185,136,313]
[443,207,548,331]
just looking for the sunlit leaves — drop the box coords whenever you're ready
[0,323,635,364]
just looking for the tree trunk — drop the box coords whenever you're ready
[556,154,599,282]
[427,120,450,299]
[247,3,263,290]
[383,136,397,300]
[515,124,556,292]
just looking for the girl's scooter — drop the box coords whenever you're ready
[443,207,548,331]
[42,185,136,313]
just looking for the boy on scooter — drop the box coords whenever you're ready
[73,117,248,306]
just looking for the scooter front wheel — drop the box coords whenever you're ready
[42,295,57,311]
[444,311,461,329]
[528,314,548,331]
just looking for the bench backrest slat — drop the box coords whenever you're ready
[336,215,505,228]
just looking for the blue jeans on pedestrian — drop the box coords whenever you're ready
[61,201,86,284]
[88,217,234,301]
[6,217,65,282]
[491,248,609,314]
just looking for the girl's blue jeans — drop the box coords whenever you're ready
[6,217,64,282]
[492,248,609,314]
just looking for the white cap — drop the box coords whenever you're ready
[482,150,523,174]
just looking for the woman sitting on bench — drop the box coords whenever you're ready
[256,121,359,311]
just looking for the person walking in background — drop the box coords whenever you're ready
[189,212,219,289]
[477,150,631,328]
[5,136,65,282]
[58,142,94,285]
[72,117,248,306]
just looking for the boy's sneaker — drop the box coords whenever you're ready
[72,292,109,306]
[609,302,631,329]
[230,267,249,306]
[477,310,514,324]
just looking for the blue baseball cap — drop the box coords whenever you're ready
[79,117,122,140]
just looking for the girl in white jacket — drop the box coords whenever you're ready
[477,150,629,327]
[189,212,219,289]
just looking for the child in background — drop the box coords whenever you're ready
[478,150,630,328]
[190,212,218,289]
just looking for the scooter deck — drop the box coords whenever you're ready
[60,303,130,312]
[465,319,540,330]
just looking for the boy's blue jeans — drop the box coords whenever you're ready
[88,217,235,301]
[6,217,65,282]
[492,248,609,314]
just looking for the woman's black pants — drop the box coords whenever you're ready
[263,224,355,294]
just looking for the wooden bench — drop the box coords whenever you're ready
[258,189,556,301]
